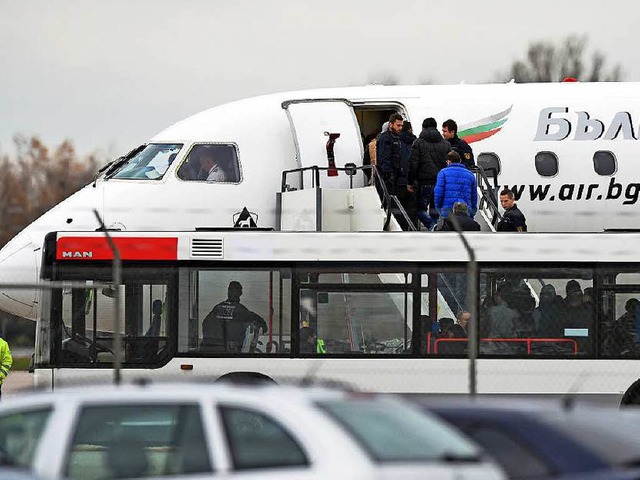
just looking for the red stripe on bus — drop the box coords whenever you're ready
[56,237,178,260]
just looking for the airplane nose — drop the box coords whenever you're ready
[0,234,40,320]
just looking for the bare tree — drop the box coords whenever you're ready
[498,35,622,83]
[0,135,100,248]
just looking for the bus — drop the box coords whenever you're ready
[34,229,640,404]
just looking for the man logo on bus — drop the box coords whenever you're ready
[61,251,93,258]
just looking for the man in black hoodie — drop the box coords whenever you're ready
[408,117,451,229]
[398,121,417,226]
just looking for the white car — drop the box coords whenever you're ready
[0,383,505,480]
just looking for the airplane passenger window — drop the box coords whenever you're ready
[534,151,558,177]
[477,153,501,176]
[177,144,241,183]
[593,150,617,176]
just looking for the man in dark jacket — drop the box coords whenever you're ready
[202,281,267,352]
[438,202,481,231]
[442,119,475,169]
[409,117,451,230]
[498,188,527,232]
[398,121,417,225]
[376,113,404,197]
[533,284,564,338]
[434,151,478,219]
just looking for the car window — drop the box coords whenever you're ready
[317,398,480,463]
[0,408,51,468]
[540,410,640,467]
[465,424,550,479]
[64,404,211,480]
[219,405,308,470]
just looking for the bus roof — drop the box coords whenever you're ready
[50,231,640,264]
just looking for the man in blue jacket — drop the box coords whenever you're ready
[434,151,477,219]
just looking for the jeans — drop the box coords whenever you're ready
[417,184,438,229]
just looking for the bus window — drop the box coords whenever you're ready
[600,292,640,358]
[423,270,471,356]
[55,268,174,367]
[188,269,291,355]
[600,268,640,286]
[479,268,594,357]
[298,268,414,355]
[300,290,412,355]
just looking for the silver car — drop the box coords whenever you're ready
[0,383,505,480]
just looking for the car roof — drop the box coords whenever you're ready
[417,396,640,469]
[413,395,601,414]
[0,382,381,411]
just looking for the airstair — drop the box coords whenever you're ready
[473,166,503,232]
[276,163,503,233]
[276,164,414,232]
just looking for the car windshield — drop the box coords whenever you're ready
[110,143,182,180]
[0,408,52,468]
[540,409,640,467]
[317,397,481,463]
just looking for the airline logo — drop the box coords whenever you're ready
[459,106,512,144]
[57,237,178,261]
[535,107,638,141]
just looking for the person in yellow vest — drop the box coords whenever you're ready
[0,336,12,399]
[299,327,327,354]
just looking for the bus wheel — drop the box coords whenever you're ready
[621,379,640,405]
[216,372,276,385]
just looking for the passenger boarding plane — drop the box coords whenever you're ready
[1,81,640,320]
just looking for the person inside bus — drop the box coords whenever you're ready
[437,317,455,337]
[435,317,456,354]
[562,280,594,354]
[612,298,640,356]
[510,286,536,337]
[451,310,470,338]
[533,285,563,338]
[299,326,317,354]
[487,284,518,338]
[145,299,163,337]
[201,281,267,352]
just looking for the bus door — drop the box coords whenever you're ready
[282,99,365,189]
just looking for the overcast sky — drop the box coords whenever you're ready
[1,0,636,158]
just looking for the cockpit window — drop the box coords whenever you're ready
[177,144,241,183]
[111,144,182,180]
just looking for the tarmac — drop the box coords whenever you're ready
[3,370,35,397]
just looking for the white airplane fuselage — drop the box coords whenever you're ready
[2,82,640,319]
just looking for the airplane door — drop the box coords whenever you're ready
[283,99,365,188]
